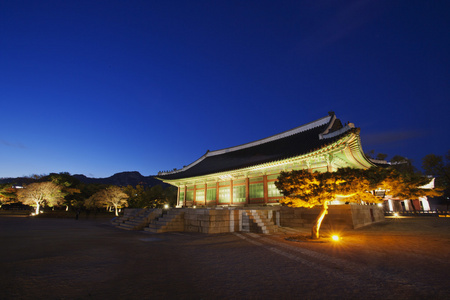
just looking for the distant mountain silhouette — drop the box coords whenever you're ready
[1,171,166,187]
[73,171,164,187]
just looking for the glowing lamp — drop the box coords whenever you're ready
[394,213,399,217]
[164,204,169,209]
[331,235,340,241]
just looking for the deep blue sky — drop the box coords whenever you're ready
[1,0,449,178]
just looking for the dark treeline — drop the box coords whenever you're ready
[0,172,177,211]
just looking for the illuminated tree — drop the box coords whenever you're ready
[276,168,386,239]
[45,173,81,210]
[276,167,440,239]
[17,182,64,214]
[276,170,339,239]
[85,186,128,216]
[0,184,17,206]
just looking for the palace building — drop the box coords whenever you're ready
[157,112,375,208]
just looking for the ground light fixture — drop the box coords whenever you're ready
[331,235,340,241]
[164,204,169,209]
[394,212,399,217]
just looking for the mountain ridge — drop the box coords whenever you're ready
[1,171,165,187]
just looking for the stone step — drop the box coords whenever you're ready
[245,210,279,234]
[144,227,164,233]
[143,210,185,233]
[114,209,164,231]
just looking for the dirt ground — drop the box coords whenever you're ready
[1,215,449,300]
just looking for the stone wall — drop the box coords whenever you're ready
[280,205,384,229]
[125,204,384,234]
[184,209,241,234]
[349,205,385,228]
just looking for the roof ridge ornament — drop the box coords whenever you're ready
[319,123,355,140]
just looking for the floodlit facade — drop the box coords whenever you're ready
[157,112,375,208]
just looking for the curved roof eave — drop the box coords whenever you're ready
[159,128,369,184]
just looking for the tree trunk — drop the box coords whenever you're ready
[114,205,119,216]
[311,202,328,239]
[35,203,40,215]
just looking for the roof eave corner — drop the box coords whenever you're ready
[319,120,356,140]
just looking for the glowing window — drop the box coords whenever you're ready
[186,191,194,201]
[233,185,246,203]
[218,187,230,203]
[268,182,282,197]
[249,183,264,199]
[178,191,185,205]
[206,188,216,201]
[195,189,205,202]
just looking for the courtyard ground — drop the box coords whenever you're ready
[0,214,449,299]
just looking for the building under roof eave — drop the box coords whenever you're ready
[157,112,375,207]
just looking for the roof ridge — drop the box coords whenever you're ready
[207,115,332,157]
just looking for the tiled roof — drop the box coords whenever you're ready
[158,113,355,180]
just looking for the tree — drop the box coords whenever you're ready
[277,168,385,239]
[276,167,438,239]
[364,150,388,161]
[17,182,64,214]
[123,184,178,208]
[123,184,148,208]
[390,155,416,175]
[422,151,450,209]
[85,186,128,216]
[45,173,81,211]
[276,170,341,239]
[0,184,18,206]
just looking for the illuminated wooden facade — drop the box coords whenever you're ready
[157,113,375,207]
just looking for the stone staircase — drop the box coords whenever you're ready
[111,209,140,227]
[244,209,279,234]
[114,208,163,230]
[144,209,185,233]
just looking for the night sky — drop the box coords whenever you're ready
[1,0,449,178]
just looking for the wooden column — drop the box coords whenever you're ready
[184,186,187,207]
[216,182,219,206]
[263,174,268,204]
[245,177,249,205]
[193,184,197,206]
[204,183,207,206]
[230,180,234,205]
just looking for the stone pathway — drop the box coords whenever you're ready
[1,215,449,299]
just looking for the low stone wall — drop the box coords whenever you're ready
[280,205,384,229]
[124,204,384,233]
[350,205,385,228]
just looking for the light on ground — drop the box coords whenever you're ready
[331,235,340,241]
[394,213,399,217]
